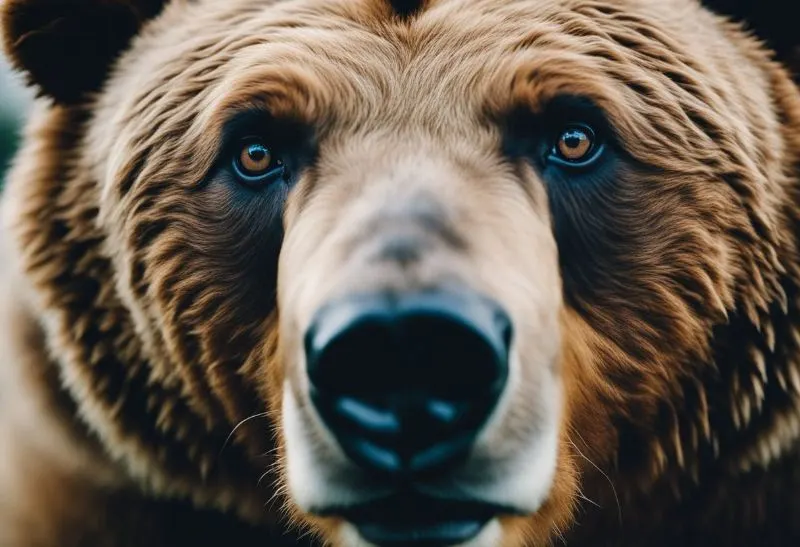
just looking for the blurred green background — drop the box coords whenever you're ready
[1,57,32,188]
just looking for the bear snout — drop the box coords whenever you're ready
[278,166,564,546]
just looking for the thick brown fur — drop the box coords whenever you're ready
[1,0,800,546]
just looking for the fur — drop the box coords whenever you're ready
[1,0,799,545]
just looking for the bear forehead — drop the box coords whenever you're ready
[99,0,724,132]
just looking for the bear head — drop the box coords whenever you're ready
[2,0,800,545]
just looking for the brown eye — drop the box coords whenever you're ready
[233,139,285,185]
[240,142,271,173]
[553,124,597,164]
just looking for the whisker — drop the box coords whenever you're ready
[568,434,623,526]
[575,487,601,509]
[218,411,269,456]
[260,445,282,457]
[258,469,274,489]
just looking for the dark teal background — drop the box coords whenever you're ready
[0,60,30,187]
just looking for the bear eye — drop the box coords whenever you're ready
[232,138,287,185]
[550,124,601,167]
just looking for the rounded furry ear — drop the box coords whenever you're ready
[702,0,799,76]
[1,0,167,104]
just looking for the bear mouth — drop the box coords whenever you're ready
[330,491,516,546]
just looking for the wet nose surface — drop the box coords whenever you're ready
[305,289,512,478]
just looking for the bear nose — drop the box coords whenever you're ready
[305,289,512,478]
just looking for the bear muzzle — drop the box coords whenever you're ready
[277,157,562,547]
[305,288,512,478]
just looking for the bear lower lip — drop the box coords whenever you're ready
[335,492,502,546]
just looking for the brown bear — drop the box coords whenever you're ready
[1,0,799,546]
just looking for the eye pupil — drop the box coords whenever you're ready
[563,131,585,149]
[555,125,595,163]
[247,144,267,162]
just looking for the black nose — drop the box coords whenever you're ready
[305,289,512,478]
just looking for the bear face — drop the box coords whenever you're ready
[2,0,800,546]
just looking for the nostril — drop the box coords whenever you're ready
[404,309,508,399]
[304,289,512,476]
[306,306,403,396]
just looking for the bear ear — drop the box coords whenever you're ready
[1,0,167,104]
[701,0,799,76]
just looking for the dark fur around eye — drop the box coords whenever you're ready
[501,95,629,309]
[214,108,315,190]
[188,110,315,313]
[502,95,615,176]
